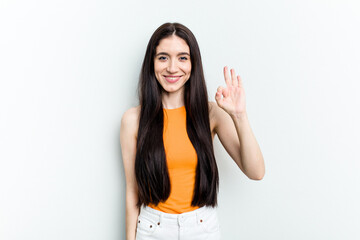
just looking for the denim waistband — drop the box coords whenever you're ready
[139,205,217,227]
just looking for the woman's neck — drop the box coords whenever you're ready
[161,89,185,109]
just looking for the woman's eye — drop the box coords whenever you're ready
[158,56,167,60]
[180,57,188,60]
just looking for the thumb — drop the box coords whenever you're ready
[215,90,224,108]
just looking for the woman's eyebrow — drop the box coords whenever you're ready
[155,52,190,57]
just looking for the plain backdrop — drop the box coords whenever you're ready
[1,0,359,239]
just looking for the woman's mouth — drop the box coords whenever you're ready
[164,75,181,83]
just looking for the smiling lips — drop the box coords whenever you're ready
[164,75,182,83]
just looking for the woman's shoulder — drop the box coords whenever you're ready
[121,105,141,138]
[208,101,220,137]
[122,105,141,122]
[208,101,216,110]
[208,100,219,120]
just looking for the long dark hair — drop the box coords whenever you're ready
[135,22,219,209]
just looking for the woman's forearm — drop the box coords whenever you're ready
[231,113,265,180]
[126,191,140,240]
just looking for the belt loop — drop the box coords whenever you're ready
[196,212,201,225]
[158,212,163,228]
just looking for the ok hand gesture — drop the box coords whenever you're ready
[215,66,246,118]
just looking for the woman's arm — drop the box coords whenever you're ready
[214,66,265,180]
[120,107,140,240]
[213,102,265,180]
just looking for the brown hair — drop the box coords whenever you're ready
[135,22,219,208]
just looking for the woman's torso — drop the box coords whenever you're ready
[132,102,217,213]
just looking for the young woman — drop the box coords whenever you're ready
[120,22,265,240]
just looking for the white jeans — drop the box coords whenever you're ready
[135,205,221,240]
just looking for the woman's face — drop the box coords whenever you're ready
[154,35,192,94]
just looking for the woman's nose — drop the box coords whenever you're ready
[166,60,178,73]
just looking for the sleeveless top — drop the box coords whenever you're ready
[148,105,199,213]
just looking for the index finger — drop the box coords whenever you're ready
[224,66,231,87]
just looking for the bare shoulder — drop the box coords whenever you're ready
[122,105,140,120]
[208,101,220,138]
[121,105,141,139]
[208,100,230,134]
[208,101,221,122]
[121,105,140,126]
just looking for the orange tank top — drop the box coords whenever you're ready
[148,105,199,214]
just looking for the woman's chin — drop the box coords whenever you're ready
[162,86,185,94]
